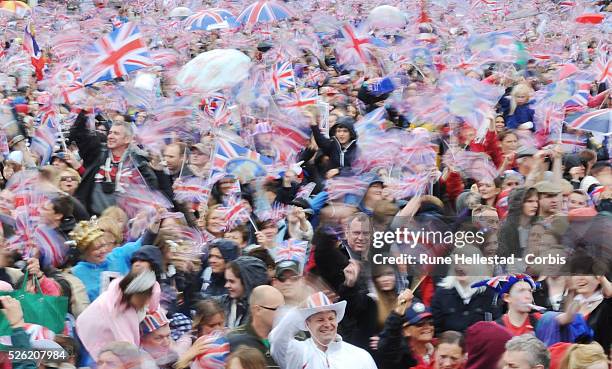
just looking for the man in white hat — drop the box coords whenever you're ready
[269,291,378,369]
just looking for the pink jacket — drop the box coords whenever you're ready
[75,277,160,359]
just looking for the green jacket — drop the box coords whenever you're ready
[226,321,308,369]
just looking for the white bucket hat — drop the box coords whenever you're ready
[298,292,347,331]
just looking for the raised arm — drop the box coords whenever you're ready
[269,308,303,369]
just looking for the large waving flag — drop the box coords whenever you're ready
[82,22,153,85]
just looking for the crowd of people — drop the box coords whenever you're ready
[0,0,612,368]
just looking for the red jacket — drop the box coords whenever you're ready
[468,130,504,169]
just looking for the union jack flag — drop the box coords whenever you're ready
[564,82,592,108]
[30,112,58,164]
[82,22,153,85]
[193,333,230,369]
[272,122,310,156]
[116,184,173,217]
[209,139,273,184]
[337,23,374,66]
[174,176,211,204]
[201,92,229,123]
[272,239,308,264]
[592,56,611,84]
[467,31,521,63]
[326,176,368,201]
[51,62,85,105]
[224,195,251,229]
[276,88,318,112]
[257,201,287,223]
[272,61,296,93]
[355,107,387,137]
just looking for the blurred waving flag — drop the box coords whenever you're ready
[592,55,611,84]
[276,88,318,112]
[466,31,527,64]
[336,23,375,67]
[50,62,85,105]
[174,176,211,204]
[272,239,307,264]
[209,138,273,183]
[82,22,153,85]
[566,109,612,135]
[224,196,251,229]
[271,61,296,94]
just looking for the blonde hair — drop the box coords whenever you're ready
[97,216,124,246]
[559,343,607,369]
[509,84,534,115]
[59,167,81,182]
[100,206,128,227]
[40,165,60,184]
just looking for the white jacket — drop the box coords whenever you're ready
[269,308,378,369]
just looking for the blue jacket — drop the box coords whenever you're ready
[505,104,535,130]
[72,237,143,301]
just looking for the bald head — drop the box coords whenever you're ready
[250,285,284,307]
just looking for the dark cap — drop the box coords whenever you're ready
[275,260,300,278]
[404,301,433,325]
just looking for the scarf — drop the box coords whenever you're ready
[574,291,604,309]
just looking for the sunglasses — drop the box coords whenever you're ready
[60,176,78,182]
[276,274,300,283]
[258,305,279,311]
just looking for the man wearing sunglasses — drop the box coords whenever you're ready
[272,260,309,307]
[227,285,285,369]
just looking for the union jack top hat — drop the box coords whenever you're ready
[298,292,347,331]
[140,310,170,335]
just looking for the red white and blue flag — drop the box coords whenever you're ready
[272,61,296,93]
[209,139,273,183]
[33,226,68,268]
[82,22,153,85]
[224,195,251,229]
[23,23,46,81]
[30,112,58,164]
[337,23,374,66]
[276,88,318,111]
[592,56,611,84]
[272,239,308,264]
[174,176,211,204]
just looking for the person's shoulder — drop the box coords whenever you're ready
[340,340,373,357]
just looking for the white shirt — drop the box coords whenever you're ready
[270,309,378,369]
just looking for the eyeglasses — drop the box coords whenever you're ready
[276,275,300,283]
[60,176,78,182]
[257,305,279,311]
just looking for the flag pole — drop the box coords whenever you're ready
[249,216,259,232]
